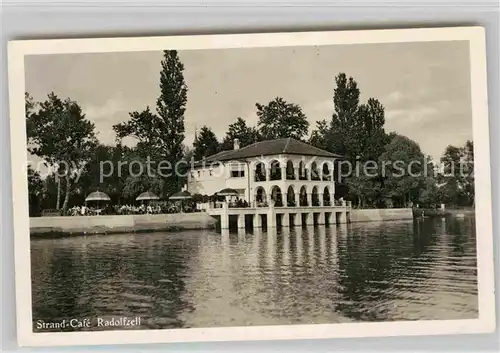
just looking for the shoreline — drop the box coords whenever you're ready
[30,208,473,239]
[30,213,218,238]
[28,208,425,238]
[30,208,474,239]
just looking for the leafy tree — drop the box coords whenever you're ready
[114,107,159,152]
[27,165,43,216]
[25,92,36,118]
[193,126,220,160]
[26,92,97,211]
[345,173,381,209]
[156,50,188,163]
[437,140,474,206]
[331,73,361,156]
[418,173,439,207]
[309,73,363,156]
[309,74,389,205]
[256,97,309,140]
[378,134,427,207]
[462,140,475,206]
[78,143,133,204]
[122,174,165,200]
[354,98,388,160]
[221,117,261,150]
[309,120,334,152]
[114,50,188,196]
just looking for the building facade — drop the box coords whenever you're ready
[187,138,341,208]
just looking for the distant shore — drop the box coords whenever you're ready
[412,207,475,218]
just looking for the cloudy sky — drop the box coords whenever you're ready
[25,40,472,163]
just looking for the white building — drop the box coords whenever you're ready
[187,137,341,208]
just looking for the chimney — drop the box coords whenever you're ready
[233,138,240,150]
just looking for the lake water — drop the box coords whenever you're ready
[31,217,478,332]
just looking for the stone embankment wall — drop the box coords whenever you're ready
[349,208,413,223]
[30,213,217,236]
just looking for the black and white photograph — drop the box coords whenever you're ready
[8,27,495,346]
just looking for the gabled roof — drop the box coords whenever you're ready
[194,138,341,166]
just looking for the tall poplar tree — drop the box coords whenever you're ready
[308,73,390,204]
[331,73,361,156]
[156,50,188,163]
[114,50,188,196]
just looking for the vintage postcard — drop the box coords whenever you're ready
[7,27,496,347]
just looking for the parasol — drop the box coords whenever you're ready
[84,191,111,214]
[169,190,192,213]
[216,188,240,197]
[136,191,160,201]
[169,190,192,200]
[85,191,111,202]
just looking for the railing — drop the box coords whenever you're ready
[310,172,321,181]
[254,173,266,182]
[270,171,282,181]
[206,200,350,211]
[298,170,308,181]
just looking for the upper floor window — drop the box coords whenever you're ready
[231,170,245,178]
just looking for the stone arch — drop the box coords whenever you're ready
[298,161,307,180]
[311,186,320,206]
[323,186,331,206]
[269,185,283,206]
[299,185,308,206]
[286,185,296,206]
[255,186,267,206]
[286,160,295,180]
[254,162,266,182]
[310,161,320,181]
[322,161,333,181]
[269,159,282,181]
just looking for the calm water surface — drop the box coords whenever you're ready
[31,217,478,332]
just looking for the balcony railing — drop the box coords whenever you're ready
[254,173,266,182]
[270,171,282,181]
[298,170,308,180]
[310,171,321,181]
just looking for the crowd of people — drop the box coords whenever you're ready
[65,201,196,216]
[62,197,347,216]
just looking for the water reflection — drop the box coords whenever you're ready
[31,217,478,332]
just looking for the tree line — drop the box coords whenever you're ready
[25,50,475,215]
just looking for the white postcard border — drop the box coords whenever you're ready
[7,26,496,347]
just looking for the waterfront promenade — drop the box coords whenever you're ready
[30,205,414,237]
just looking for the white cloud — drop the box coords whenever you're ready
[83,97,126,120]
[385,91,404,104]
